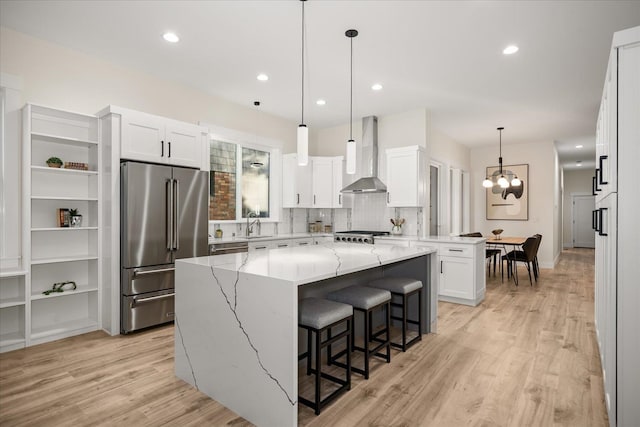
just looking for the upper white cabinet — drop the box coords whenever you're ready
[119,108,206,169]
[595,51,618,201]
[283,154,343,208]
[385,146,426,207]
[282,153,312,208]
[311,156,344,208]
[13,103,102,351]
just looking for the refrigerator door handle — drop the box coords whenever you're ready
[166,179,173,250]
[173,179,180,251]
[133,267,176,278]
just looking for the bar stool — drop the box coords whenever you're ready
[367,277,423,352]
[298,297,353,415]
[326,286,391,379]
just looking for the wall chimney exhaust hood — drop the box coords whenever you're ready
[340,116,387,193]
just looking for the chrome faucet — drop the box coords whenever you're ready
[246,212,261,237]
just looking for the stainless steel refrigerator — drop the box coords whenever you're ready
[120,161,208,333]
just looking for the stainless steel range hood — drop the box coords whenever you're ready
[340,116,387,193]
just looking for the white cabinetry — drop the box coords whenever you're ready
[594,27,640,427]
[248,237,313,251]
[282,154,312,208]
[118,108,205,168]
[283,154,343,208]
[412,239,485,306]
[385,146,425,207]
[311,156,343,208]
[0,270,28,353]
[19,104,101,349]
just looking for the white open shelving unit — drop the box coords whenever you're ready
[8,103,102,351]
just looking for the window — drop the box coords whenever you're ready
[209,139,272,221]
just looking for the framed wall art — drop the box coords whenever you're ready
[486,163,529,221]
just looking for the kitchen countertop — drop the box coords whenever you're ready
[182,241,436,286]
[175,241,437,427]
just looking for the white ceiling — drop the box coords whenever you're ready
[2,0,639,166]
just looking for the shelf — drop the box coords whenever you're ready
[0,298,26,309]
[0,269,28,278]
[31,255,98,265]
[0,332,25,348]
[31,227,98,232]
[31,196,98,202]
[30,318,98,341]
[31,166,98,176]
[31,132,98,147]
[31,285,98,301]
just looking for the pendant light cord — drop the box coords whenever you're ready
[301,0,305,125]
[349,35,353,140]
[498,127,503,174]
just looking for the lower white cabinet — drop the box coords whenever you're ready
[412,239,485,306]
[249,237,313,251]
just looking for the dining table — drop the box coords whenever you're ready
[485,236,527,285]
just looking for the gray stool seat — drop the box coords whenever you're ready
[327,286,391,310]
[299,297,353,330]
[368,277,422,294]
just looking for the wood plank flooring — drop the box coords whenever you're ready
[0,248,606,426]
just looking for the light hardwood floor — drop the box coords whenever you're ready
[0,248,606,426]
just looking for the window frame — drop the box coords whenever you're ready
[206,126,281,224]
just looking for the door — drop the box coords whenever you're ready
[166,121,202,168]
[121,111,165,163]
[121,162,173,268]
[439,255,474,299]
[312,158,333,208]
[573,195,596,248]
[172,167,209,260]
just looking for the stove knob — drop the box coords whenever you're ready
[358,238,363,243]
[347,237,352,242]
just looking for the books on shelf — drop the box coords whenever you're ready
[63,162,89,171]
[57,208,70,227]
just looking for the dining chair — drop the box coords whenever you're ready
[460,232,502,276]
[501,236,539,286]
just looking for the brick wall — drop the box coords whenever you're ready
[210,171,236,220]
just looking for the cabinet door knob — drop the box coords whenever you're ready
[313,195,316,205]
[297,193,300,204]
[168,141,171,158]
[161,140,164,157]
[440,260,443,274]
[338,194,341,205]
[387,192,390,203]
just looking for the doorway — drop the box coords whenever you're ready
[572,194,595,248]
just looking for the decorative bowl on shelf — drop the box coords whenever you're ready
[491,229,504,240]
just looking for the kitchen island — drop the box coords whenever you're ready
[174,242,437,427]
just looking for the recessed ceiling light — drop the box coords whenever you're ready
[503,45,519,55]
[163,32,180,43]
[316,99,326,106]
[371,83,383,91]
[575,144,583,149]
[576,161,582,166]
[257,74,269,81]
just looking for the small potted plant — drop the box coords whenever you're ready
[46,156,63,168]
[69,208,82,228]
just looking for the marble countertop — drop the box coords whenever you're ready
[179,242,436,286]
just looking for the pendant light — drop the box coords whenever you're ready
[296,0,309,166]
[483,127,511,188]
[345,29,358,175]
[250,101,264,168]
